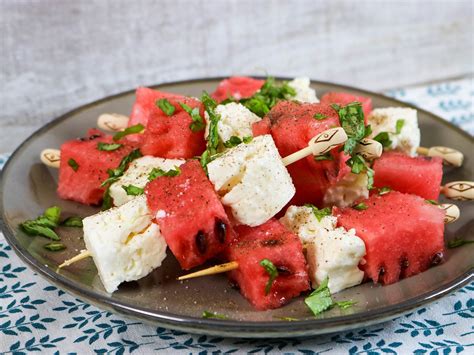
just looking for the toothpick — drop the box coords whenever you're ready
[97,113,129,132]
[40,149,61,168]
[441,181,474,201]
[438,203,460,224]
[177,261,239,280]
[58,250,91,269]
[417,146,464,167]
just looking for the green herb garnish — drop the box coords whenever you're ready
[305,277,333,316]
[97,142,123,151]
[20,206,62,241]
[180,102,206,132]
[346,154,374,189]
[61,216,83,228]
[113,124,145,141]
[331,102,366,155]
[223,135,253,148]
[44,206,61,225]
[313,113,327,120]
[314,153,334,161]
[378,187,392,195]
[260,259,279,295]
[425,199,438,205]
[148,166,181,182]
[305,204,331,222]
[275,316,298,321]
[353,202,368,211]
[156,98,175,116]
[447,238,474,249]
[395,119,405,134]
[202,311,228,319]
[335,300,357,309]
[44,242,66,251]
[68,158,79,172]
[122,184,144,196]
[373,131,392,148]
[200,92,221,169]
[101,149,143,187]
[101,186,113,211]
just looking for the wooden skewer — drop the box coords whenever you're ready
[40,149,61,168]
[58,249,91,269]
[417,146,464,167]
[441,181,474,201]
[354,138,383,160]
[438,203,460,224]
[97,113,129,132]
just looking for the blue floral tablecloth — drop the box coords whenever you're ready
[0,78,473,354]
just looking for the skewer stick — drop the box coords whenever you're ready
[417,146,464,167]
[282,127,348,166]
[177,261,239,280]
[438,203,460,224]
[58,249,91,269]
[441,181,474,201]
[354,139,383,160]
[40,149,61,168]
[97,113,129,132]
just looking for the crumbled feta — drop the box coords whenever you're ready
[368,107,420,156]
[287,77,319,103]
[205,102,261,144]
[109,156,185,206]
[207,135,295,227]
[280,206,366,293]
[82,196,167,293]
[323,172,369,208]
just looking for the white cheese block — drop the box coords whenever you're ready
[82,196,167,293]
[280,205,366,293]
[207,135,295,227]
[323,172,369,208]
[287,77,319,103]
[205,102,261,144]
[109,156,185,207]
[368,107,420,156]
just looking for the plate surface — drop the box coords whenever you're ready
[0,78,473,338]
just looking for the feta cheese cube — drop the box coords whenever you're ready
[205,102,261,144]
[368,107,420,156]
[287,77,319,103]
[323,172,369,208]
[83,196,167,293]
[207,135,295,227]
[109,156,185,206]
[280,205,366,293]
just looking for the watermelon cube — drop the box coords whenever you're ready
[129,87,186,127]
[373,152,443,200]
[335,191,445,284]
[227,219,310,310]
[57,130,138,205]
[145,160,234,270]
[254,101,344,206]
[320,92,372,121]
[140,97,206,159]
[211,76,264,102]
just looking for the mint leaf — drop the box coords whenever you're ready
[61,216,83,228]
[305,204,331,222]
[148,166,181,181]
[97,142,123,151]
[156,98,175,116]
[180,102,205,132]
[314,153,334,161]
[305,277,333,316]
[44,242,66,251]
[313,113,327,120]
[378,186,392,195]
[395,119,405,134]
[122,184,144,196]
[20,221,60,241]
[331,102,366,155]
[335,300,357,309]
[68,158,79,172]
[44,206,61,225]
[202,311,228,319]
[113,124,144,141]
[373,131,392,148]
[101,149,142,187]
[425,199,438,205]
[353,202,368,211]
[200,92,221,170]
[447,238,474,249]
[260,259,279,295]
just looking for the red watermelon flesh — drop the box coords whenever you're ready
[254,101,343,206]
[140,97,206,159]
[227,219,310,310]
[211,76,264,103]
[128,87,186,127]
[145,160,234,270]
[320,92,372,122]
[373,152,443,200]
[335,191,445,284]
[57,131,137,205]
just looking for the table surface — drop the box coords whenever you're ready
[0,78,473,354]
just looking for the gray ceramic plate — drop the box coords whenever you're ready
[0,78,473,338]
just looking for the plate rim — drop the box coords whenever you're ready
[1,77,473,337]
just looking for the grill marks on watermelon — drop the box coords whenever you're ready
[145,160,234,270]
[129,87,186,127]
[57,131,137,205]
[335,191,445,285]
[140,97,206,159]
[253,101,344,206]
[227,219,310,310]
[373,152,443,200]
[211,76,264,103]
[320,92,373,121]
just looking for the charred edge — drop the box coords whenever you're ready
[195,231,207,254]
[215,219,227,244]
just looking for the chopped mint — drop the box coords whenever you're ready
[223,136,253,148]
[331,102,366,156]
[275,316,298,321]
[148,166,181,181]
[305,204,331,222]
[260,259,279,295]
[156,98,176,116]
[305,277,333,316]
[378,186,392,195]
[19,206,63,241]
[202,311,227,319]
[373,131,392,148]
[395,119,405,134]
[122,185,144,196]
[447,238,474,249]
[68,158,79,172]
[97,142,123,151]
[61,216,83,228]
[113,124,144,141]
[314,153,334,161]
[44,206,61,225]
[353,202,368,211]
[101,149,143,187]
[180,102,205,132]
[425,199,438,205]
[44,242,66,251]
[313,113,327,120]
[335,300,357,309]
[200,92,221,170]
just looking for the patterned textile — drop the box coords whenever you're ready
[0,78,473,354]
